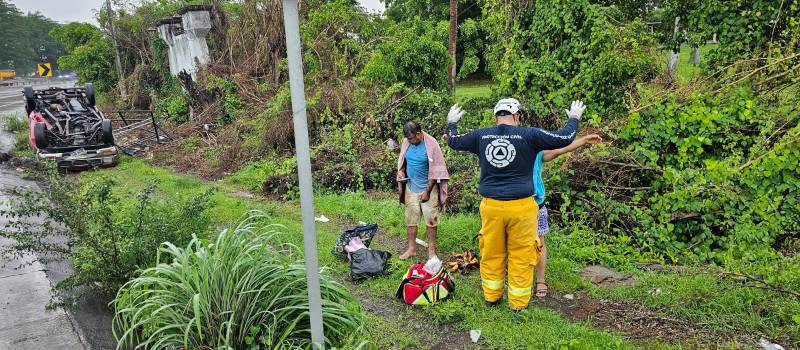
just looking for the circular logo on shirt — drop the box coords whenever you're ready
[485,139,516,168]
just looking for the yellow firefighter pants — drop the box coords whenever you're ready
[478,197,541,310]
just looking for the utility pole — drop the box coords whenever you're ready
[281,0,325,348]
[106,0,127,100]
[448,0,458,96]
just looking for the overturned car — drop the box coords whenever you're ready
[25,83,118,170]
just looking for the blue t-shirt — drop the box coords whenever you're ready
[405,141,429,193]
[532,151,545,205]
[447,119,579,200]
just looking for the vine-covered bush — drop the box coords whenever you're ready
[561,87,800,264]
[482,0,659,121]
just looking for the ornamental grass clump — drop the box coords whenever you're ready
[112,212,362,349]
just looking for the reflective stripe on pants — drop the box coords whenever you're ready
[478,197,540,310]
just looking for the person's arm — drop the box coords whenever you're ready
[445,104,480,154]
[528,100,586,151]
[542,134,603,162]
[420,179,436,202]
[527,118,580,150]
[446,122,480,154]
[396,139,408,181]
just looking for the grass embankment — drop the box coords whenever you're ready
[77,158,796,349]
[1,114,33,157]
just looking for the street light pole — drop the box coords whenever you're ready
[281,0,325,348]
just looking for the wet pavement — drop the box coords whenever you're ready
[0,79,77,117]
[0,87,115,349]
[0,158,86,349]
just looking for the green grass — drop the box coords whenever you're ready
[455,80,495,101]
[1,114,35,158]
[81,160,644,349]
[80,158,799,349]
[669,44,716,84]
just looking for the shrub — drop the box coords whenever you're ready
[112,213,362,349]
[0,171,213,296]
[362,20,450,91]
[482,0,659,120]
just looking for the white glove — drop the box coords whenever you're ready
[447,104,463,123]
[565,100,586,120]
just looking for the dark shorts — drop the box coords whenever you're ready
[537,206,549,237]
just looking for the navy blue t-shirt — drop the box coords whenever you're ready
[447,119,579,200]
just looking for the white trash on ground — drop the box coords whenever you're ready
[759,338,785,350]
[470,329,481,343]
[314,214,330,222]
[415,238,428,247]
[563,293,575,300]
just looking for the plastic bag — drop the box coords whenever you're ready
[332,224,378,260]
[350,249,391,280]
[423,256,442,275]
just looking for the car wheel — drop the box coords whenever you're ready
[23,86,35,114]
[85,83,96,107]
[101,119,114,144]
[33,123,48,149]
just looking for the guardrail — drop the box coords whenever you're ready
[0,77,77,87]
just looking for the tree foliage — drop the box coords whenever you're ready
[0,0,63,73]
[362,19,451,90]
[50,23,117,92]
[482,0,659,120]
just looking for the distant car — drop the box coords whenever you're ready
[24,83,118,170]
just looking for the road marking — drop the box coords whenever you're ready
[0,102,23,109]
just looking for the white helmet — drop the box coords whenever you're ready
[493,98,522,116]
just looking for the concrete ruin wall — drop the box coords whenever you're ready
[155,6,212,79]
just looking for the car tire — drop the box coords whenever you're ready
[24,86,35,114]
[33,123,48,149]
[85,83,96,107]
[101,119,114,144]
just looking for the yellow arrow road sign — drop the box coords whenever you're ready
[38,63,52,77]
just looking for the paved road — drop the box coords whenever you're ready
[0,174,86,349]
[0,79,77,117]
[0,114,88,349]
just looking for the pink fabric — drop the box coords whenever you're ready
[396,132,449,208]
[345,237,368,260]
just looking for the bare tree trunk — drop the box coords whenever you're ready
[448,0,458,96]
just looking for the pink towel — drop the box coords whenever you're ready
[396,132,450,208]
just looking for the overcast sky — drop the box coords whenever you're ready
[8,0,385,24]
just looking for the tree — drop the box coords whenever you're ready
[448,0,457,94]
[384,0,488,79]
[0,0,63,73]
[482,0,659,119]
[50,23,117,92]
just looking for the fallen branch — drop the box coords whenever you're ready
[720,271,800,299]
[739,133,800,171]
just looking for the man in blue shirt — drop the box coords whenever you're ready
[446,98,584,311]
[397,121,449,260]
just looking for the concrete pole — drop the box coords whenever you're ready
[281,0,325,348]
[106,0,127,100]
[667,16,680,83]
